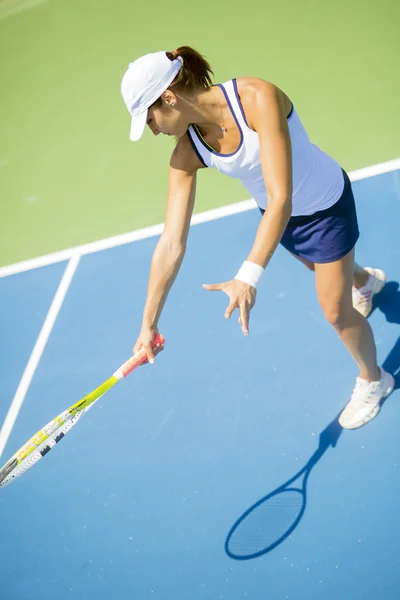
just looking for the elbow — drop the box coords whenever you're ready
[268,196,292,219]
[157,235,186,259]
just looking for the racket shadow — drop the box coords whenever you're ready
[225,414,343,560]
[225,285,399,561]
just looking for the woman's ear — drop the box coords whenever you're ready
[162,89,178,107]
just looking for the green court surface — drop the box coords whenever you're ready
[1,0,399,267]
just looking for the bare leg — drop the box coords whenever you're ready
[288,251,315,271]
[314,248,380,382]
[288,251,370,288]
[353,262,370,288]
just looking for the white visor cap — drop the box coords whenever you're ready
[121,51,183,141]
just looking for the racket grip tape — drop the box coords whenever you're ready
[115,334,165,379]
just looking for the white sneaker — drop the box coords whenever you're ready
[339,368,395,430]
[352,267,386,317]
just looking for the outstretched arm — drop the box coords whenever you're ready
[134,134,203,362]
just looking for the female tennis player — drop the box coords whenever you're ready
[120,46,394,430]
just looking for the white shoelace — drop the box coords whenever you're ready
[352,287,372,300]
[351,378,380,405]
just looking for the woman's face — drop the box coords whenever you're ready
[146,101,188,139]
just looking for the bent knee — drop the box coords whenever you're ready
[320,302,353,328]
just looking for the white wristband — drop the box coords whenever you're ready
[234,261,265,289]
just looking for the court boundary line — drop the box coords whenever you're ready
[0,256,80,459]
[1,157,399,281]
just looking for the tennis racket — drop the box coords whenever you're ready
[0,334,165,488]
[225,416,342,560]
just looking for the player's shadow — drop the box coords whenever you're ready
[225,415,343,560]
[374,280,400,390]
[225,282,400,560]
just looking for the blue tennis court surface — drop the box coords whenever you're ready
[1,169,399,600]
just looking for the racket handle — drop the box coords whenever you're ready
[114,334,165,379]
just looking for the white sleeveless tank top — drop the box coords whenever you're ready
[187,79,344,216]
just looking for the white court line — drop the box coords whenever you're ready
[0,202,255,279]
[349,157,400,181]
[0,255,80,459]
[0,157,399,280]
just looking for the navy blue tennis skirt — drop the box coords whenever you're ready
[260,169,359,263]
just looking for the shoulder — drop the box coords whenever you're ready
[235,77,292,128]
[235,77,287,104]
[170,132,206,173]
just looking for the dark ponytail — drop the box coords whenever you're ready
[167,46,214,90]
[149,47,214,109]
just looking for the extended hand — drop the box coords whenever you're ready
[133,327,164,364]
[202,279,256,335]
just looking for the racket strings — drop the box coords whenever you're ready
[15,410,72,462]
[0,411,83,487]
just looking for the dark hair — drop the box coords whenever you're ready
[151,46,214,108]
[167,46,214,89]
